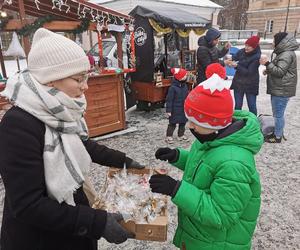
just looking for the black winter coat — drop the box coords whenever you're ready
[231,46,261,95]
[196,36,228,84]
[166,79,188,124]
[0,106,127,250]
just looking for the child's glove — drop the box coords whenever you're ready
[155,147,178,163]
[149,174,181,197]
[125,157,145,169]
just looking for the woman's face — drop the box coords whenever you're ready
[47,72,89,98]
[245,44,255,53]
[188,121,217,135]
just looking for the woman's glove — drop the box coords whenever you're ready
[103,213,135,244]
[125,157,145,169]
[155,147,178,163]
[149,174,181,197]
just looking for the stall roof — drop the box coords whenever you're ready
[129,5,210,29]
[90,0,222,9]
[0,0,130,21]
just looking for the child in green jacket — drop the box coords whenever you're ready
[149,65,263,250]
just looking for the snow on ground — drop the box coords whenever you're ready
[0,58,27,78]
[0,53,299,250]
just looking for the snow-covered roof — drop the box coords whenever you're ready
[89,0,222,9]
[159,0,222,8]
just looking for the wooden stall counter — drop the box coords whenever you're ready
[131,78,171,103]
[131,77,195,105]
[85,74,126,137]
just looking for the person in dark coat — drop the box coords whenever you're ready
[229,35,261,115]
[260,32,299,143]
[0,28,144,250]
[165,68,189,144]
[196,27,231,84]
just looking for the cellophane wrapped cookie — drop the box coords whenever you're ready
[94,168,167,223]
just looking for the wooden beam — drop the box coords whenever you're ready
[18,0,31,56]
[5,19,98,31]
[0,44,7,78]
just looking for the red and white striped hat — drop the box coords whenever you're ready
[184,74,234,130]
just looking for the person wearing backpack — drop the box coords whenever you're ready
[149,72,263,250]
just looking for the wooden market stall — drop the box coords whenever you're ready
[128,5,210,110]
[0,0,136,136]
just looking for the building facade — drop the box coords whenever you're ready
[246,0,300,38]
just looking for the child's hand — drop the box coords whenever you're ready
[155,148,178,162]
[149,174,180,197]
[166,112,171,117]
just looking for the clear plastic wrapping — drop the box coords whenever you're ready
[95,168,167,223]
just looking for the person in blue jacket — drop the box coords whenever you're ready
[229,35,261,115]
[165,68,189,144]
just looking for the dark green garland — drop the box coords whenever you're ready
[16,15,90,37]
[66,18,90,35]
[7,13,126,37]
[17,15,55,37]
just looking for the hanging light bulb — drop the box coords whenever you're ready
[0,11,7,18]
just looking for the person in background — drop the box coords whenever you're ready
[87,53,95,70]
[0,28,144,250]
[165,68,189,144]
[260,32,299,143]
[228,35,261,115]
[150,71,263,249]
[196,27,231,84]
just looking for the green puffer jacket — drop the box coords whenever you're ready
[171,110,263,250]
[266,35,299,97]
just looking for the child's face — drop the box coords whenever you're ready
[188,121,217,135]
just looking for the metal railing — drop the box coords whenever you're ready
[219,30,258,40]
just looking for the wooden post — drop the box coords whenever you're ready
[0,42,7,78]
[18,0,31,57]
[116,32,123,69]
[16,57,20,72]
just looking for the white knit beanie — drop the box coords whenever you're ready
[28,28,90,84]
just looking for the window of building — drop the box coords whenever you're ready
[265,20,274,33]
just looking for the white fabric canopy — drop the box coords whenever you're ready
[5,32,26,58]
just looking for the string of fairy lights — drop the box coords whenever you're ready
[1,0,136,71]
[1,0,134,32]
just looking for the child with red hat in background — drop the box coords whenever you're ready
[165,68,189,144]
[149,71,263,249]
[226,35,261,116]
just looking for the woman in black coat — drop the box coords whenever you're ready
[229,36,261,115]
[0,28,143,250]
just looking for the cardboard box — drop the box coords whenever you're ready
[97,168,168,242]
